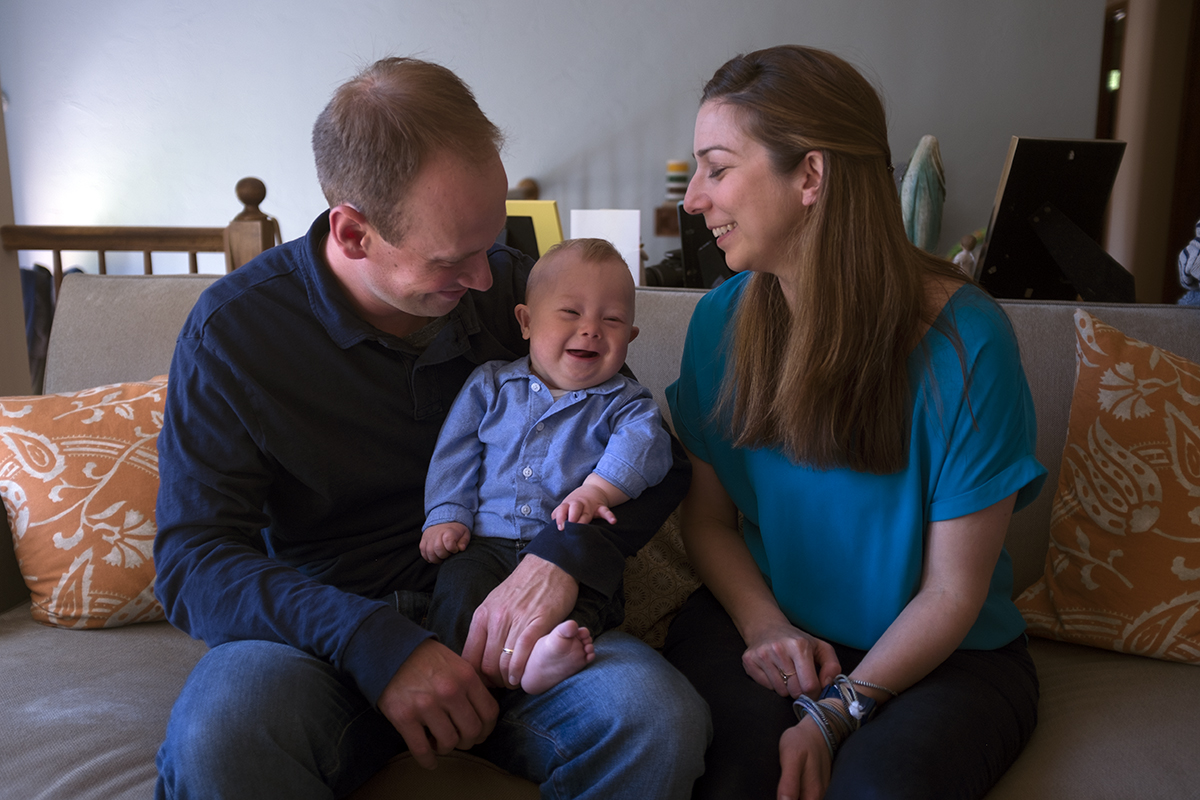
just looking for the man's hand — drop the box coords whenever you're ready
[420,522,471,564]
[461,554,578,688]
[376,639,499,770]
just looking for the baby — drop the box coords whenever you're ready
[421,238,672,693]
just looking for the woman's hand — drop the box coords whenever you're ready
[677,449,841,699]
[742,618,841,699]
[777,718,832,800]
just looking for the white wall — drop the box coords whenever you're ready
[0,0,1105,274]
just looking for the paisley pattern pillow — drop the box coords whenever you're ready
[1016,311,1200,663]
[1,378,168,628]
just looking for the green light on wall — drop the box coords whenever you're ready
[1107,69,1121,92]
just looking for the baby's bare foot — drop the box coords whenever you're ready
[521,620,595,694]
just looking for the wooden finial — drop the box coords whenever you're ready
[507,178,540,200]
[234,177,268,220]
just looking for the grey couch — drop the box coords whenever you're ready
[2,272,1198,799]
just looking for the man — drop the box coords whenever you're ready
[153,57,709,799]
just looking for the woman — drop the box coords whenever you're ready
[663,46,1046,800]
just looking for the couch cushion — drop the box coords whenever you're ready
[1015,310,1200,663]
[0,604,206,800]
[348,752,539,799]
[627,287,705,425]
[983,638,1199,800]
[43,273,219,395]
[1,378,169,628]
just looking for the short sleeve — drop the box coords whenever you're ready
[923,293,1047,522]
[666,280,743,464]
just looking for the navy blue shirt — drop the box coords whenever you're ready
[154,211,690,704]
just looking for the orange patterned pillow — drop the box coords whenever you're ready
[0,378,168,628]
[1016,311,1200,663]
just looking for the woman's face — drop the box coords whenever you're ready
[684,101,821,277]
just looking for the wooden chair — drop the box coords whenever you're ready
[0,177,279,293]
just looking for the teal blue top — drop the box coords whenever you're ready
[666,273,1046,650]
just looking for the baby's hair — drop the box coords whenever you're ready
[539,237,624,266]
[526,238,633,306]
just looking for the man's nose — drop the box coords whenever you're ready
[460,252,493,292]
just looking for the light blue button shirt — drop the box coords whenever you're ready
[424,357,672,541]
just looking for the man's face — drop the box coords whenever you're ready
[348,149,509,332]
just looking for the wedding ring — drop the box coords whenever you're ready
[780,670,794,683]
[502,648,515,655]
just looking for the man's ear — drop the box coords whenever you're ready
[327,204,371,259]
[795,150,824,207]
[629,325,640,343]
[514,304,533,340]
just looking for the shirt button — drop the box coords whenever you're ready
[531,383,541,392]
[535,422,545,432]
[522,467,533,478]
[520,504,531,515]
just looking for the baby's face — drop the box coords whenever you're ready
[515,257,638,392]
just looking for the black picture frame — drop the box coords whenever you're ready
[977,137,1126,301]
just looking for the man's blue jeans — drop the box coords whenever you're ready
[155,630,710,799]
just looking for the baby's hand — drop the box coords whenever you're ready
[420,522,471,564]
[551,485,618,531]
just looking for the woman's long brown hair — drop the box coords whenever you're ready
[707,46,967,474]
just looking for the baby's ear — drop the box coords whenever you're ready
[514,304,533,339]
[628,325,640,343]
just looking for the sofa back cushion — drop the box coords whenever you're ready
[44,273,219,394]
[7,278,1198,618]
[628,288,706,426]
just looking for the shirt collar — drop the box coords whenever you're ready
[496,356,629,397]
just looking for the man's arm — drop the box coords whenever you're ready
[154,335,431,706]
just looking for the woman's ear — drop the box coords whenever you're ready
[327,204,371,260]
[795,150,824,207]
